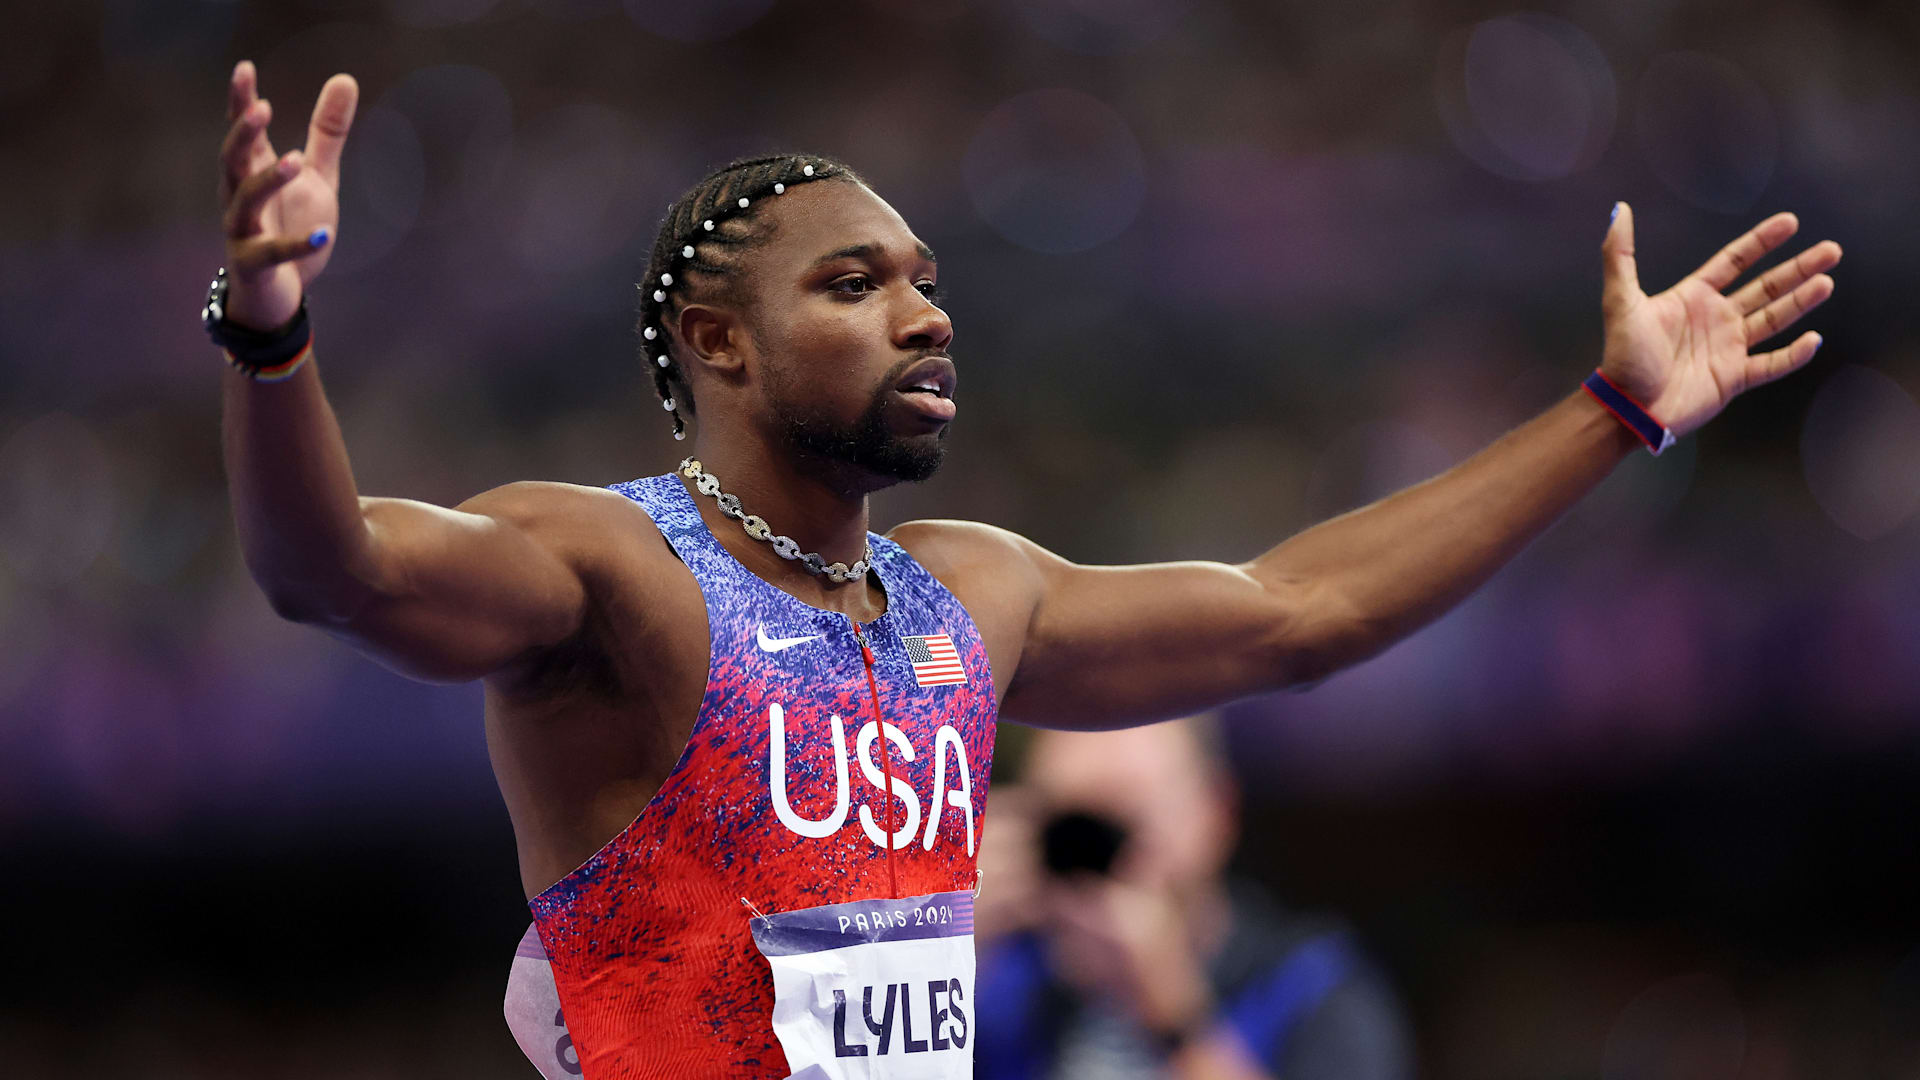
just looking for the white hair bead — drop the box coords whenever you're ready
[682,245,694,257]
[656,354,669,367]
[662,398,675,411]
[802,164,815,176]
[738,197,750,208]
[703,219,714,231]
[659,272,672,286]
[773,183,785,194]
[673,429,686,441]
[643,326,657,340]
[653,289,666,302]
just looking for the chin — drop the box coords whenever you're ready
[774,390,949,487]
[859,431,947,485]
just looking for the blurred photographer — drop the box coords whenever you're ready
[975,720,1413,1080]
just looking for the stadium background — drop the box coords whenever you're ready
[3,0,1919,1075]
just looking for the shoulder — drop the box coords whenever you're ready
[884,520,1054,676]
[453,479,639,522]
[450,480,655,543]
[885,518,1055,592]
[446,479,669,577]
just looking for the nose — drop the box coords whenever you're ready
[894,285,953,352]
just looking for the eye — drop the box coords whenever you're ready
[916,281,946,304]
[829,274,875,296]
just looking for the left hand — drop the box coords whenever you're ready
[1599,203,1841,438]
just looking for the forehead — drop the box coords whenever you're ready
[756,180,931,272]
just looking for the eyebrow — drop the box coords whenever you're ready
[808,240,938,270]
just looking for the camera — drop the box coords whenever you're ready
[1039,810,1129,877]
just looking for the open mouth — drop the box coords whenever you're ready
[894,356,957,399]
[896,385,957,422]
[894,357,958,422]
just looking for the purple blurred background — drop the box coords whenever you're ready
[3,0,1919,1076]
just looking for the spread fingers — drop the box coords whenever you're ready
[1692,212,1798,292]
[1743,273,1835,346]
[224,150,303,239]
[1730,240,1842,316]
[219,97,275,201]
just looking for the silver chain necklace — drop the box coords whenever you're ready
[679,457,873,582]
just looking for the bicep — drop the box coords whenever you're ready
[304,485,593,684]
[1000,540,1320,730]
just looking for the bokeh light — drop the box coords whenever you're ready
[1799,363,1920,540]
[1152,145,1445,316]
[507,102,650,275]
[329,103,428,276]
[373,64,515,228]
[1437,14,1617,181]
[1635,52,1778,214]
[1304,420,1456,522]
[963,89,1146,254]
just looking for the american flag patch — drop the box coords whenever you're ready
[902,633,966,687]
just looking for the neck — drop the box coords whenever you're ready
[682,431,880,604]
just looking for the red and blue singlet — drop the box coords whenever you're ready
[526,473,998,1078]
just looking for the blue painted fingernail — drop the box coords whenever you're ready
[1811,336,1824,355]
[1609,202,1622,224]
[309,226,330,248]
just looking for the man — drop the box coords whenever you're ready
[212,58,1837,1080]
[973,721,1413,1080]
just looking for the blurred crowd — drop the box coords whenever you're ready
[4,0,1920,1076]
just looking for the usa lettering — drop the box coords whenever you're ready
[768,703,975,855]
[832,978,970,1057]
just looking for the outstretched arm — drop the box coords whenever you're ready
[943,207,1839,729]
[217,61,600,683]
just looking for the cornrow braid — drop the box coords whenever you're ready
[637,153,864,440]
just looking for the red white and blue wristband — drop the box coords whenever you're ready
[1582,369,1675,456]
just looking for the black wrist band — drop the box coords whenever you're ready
[201,267,312,373]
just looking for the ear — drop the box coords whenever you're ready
[675,302,750,382]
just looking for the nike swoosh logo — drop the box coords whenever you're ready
[757,626,823,653]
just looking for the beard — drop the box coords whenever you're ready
[769,360,948,486]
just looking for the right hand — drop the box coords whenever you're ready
[218,60,359,331]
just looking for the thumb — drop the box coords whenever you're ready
[1602,201,1644,315]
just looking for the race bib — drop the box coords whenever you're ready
[751,890,975,1080]
[503,924,581,1079]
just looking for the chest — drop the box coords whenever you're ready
[668,565,996,851]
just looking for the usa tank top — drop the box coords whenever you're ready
[527,472,998,1078]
